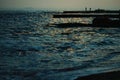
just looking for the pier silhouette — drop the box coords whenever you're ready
[52,9,120,27]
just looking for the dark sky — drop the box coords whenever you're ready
[0,0,120,10]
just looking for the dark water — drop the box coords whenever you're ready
[0,11,120,80]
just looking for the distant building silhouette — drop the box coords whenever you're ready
[85,7,87,11]
[89,8,91,11]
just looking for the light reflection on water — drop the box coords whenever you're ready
[0,11,120,80]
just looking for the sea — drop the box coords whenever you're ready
[0,11,120,80]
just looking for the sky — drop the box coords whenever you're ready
[0,0,120,10]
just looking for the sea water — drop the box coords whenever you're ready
[0,11,120,80]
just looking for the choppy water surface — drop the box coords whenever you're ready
[0,11,120,80]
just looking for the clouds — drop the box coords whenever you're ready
[0,0,119,10]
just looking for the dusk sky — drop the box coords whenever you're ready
[0,0,120,10]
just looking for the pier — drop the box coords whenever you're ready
[53,14,119,18]
[52,10,120,27]
[63,10,120,13]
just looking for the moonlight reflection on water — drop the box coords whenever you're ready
[0,11,120,80]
